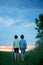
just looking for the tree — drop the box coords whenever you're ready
[35,14,43,45]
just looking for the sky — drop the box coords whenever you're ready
[0,0,43,46]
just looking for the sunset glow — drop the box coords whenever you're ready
[0,45,36,52]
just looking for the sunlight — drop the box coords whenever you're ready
[0,45,36,52]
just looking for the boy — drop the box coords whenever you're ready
[20,35,27,61]
[13,35,19,61]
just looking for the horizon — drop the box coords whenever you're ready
[0,45,36,52]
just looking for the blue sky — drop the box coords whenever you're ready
[0,0,43,46]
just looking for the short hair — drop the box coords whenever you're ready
[20,35,24,39]
[14,35,18,39]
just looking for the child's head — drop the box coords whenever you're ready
[14,35,18,39]
[20,35,24,39]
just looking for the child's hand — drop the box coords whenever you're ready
[12,48,13,51]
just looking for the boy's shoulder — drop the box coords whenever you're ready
[20,39,26,42]
[14,39,18,40]
[13,39,18,42]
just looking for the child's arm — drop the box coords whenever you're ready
[19,41,21,50]
[12,47,14,51]
[12,44,14,52]
[12,41,15,52]
[24,41,27,49]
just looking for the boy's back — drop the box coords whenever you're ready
[13,35,19,61]
[20,35,27,61]
[20,39,26,49]
[13,39,19,48]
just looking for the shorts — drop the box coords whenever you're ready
[14,48,19,53]
[21,48,25,54]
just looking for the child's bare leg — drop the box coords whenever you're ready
[14,53,17,61]
[17,53,19,61]
[21,54,24,61]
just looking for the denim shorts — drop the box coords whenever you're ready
[21,48,25,54]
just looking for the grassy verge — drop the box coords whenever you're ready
[0,45,43,65]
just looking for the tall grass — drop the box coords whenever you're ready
[0,44,43,65]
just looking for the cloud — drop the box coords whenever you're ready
[0,16,33,28]
[24,22,35,27]
[0,17,15,27]
[0,40,12,46]
[0,17,36,46]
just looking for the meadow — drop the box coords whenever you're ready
[0,44,43,65]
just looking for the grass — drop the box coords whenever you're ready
[0,50,33,65]
[0,45,43,65]
[0,51,17,65]
[0,51,29,65]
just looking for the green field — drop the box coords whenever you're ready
[0,51,31,65]
[0,45,43,65]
